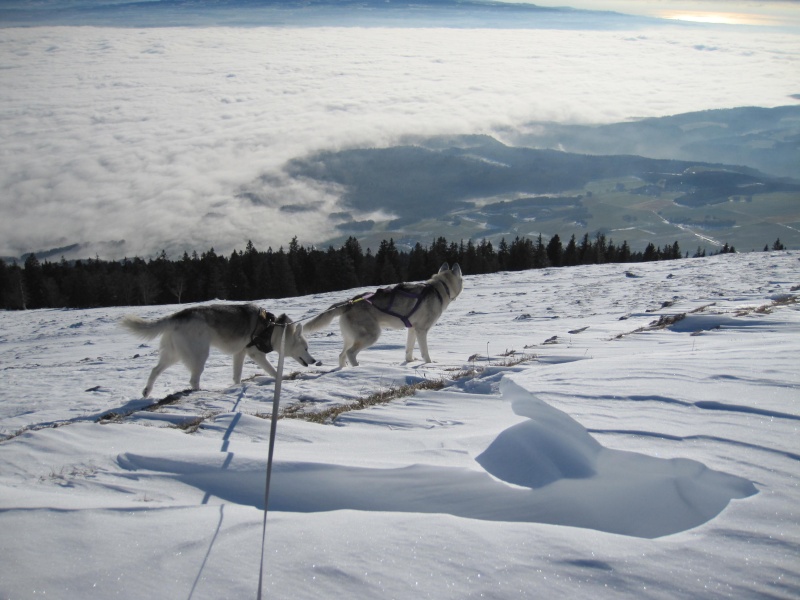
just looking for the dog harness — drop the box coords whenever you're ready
[353,281,452,328]
[247,310,277,354]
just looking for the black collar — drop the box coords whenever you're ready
[439,280,453,301]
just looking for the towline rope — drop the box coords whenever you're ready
[256,323,287,600]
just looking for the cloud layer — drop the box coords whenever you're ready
[1,24,798,259]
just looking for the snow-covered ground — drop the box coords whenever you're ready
[0,251,798,599]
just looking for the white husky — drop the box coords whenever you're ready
[304,262,463,367]
[121,303,317,397]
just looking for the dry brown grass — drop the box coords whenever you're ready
[734,294,797,316]
[614,302,716,339]
[277,378,448,424]
[273,352,538,424]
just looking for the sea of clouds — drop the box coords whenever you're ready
[1,21,798,259]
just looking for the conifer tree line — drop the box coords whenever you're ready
[0,232,755,310]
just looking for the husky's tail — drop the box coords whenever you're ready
[120,315,174,340]
[303,303,350,333]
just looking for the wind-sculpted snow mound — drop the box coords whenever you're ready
[477,380,757,538]
[476,381,601,488]
[117,379,756,539]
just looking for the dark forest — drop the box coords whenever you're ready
[0,233,746,310]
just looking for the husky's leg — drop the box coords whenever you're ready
[143,356,173,398]
[339,331,357,367]
[247,348,279,378]
[232,350,246,384]
[346,329,380,366]
[187,355,208,390]
[415,328,432,363]
[174,334,209,391]
[339,321,355,367]
[340,317,380,367]
[143,335,179,397]
[405,329,417,362]
[345,343,364,367]
[338,347,350,368]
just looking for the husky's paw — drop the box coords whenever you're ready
[404,357,433,365]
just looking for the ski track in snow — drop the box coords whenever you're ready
[0,251,798,598]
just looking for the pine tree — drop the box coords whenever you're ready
[374,239,401,284]
[226,250,250,300]
[269,247,297,298]
[563,235,578,266]
[0,259,25,310]
[462,239,478,274]
[407,242,429,281]
[23,254,46,309]
[618,240,631,263]
[342,236,365,284]
[497,238,509,269]
[534,234,549,268]
[545,233,563,267]
[578,233,592,264]
[200,248,227,300]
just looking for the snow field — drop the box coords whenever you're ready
[0,251,798,598]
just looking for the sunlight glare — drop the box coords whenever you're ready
[662,11,778,26]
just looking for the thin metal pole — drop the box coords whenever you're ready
[256,325,287,600]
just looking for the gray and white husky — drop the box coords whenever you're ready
[121,304,317,397]
[305,262,463,367]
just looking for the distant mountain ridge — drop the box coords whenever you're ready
[280,105,800,253]
[287,138,786,219]
[509,105,800,179]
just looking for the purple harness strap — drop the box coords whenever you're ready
[360,283,444,328]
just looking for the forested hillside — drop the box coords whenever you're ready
[0,233,763,310]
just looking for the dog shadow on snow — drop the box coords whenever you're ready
[117,380,756,540]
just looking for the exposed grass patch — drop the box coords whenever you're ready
[734,294,797,316]
[614,295,798,340]
[614,303,716,339]
[243,371,303,383]
[168,415,208,433]
[277,378,448,424]
[3,419,81,443]
[96,388,194,425]
[39,463,98,485]
[494,352,538,368]
[274,352,538,424]
[143,389,195,411]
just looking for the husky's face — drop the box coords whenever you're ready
[286,322,319,367]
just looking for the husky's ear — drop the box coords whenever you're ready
[452,263,462,277]
[438,262,450,274]
[296,322,303,335]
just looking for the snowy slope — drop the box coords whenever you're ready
[0,251,798,598]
